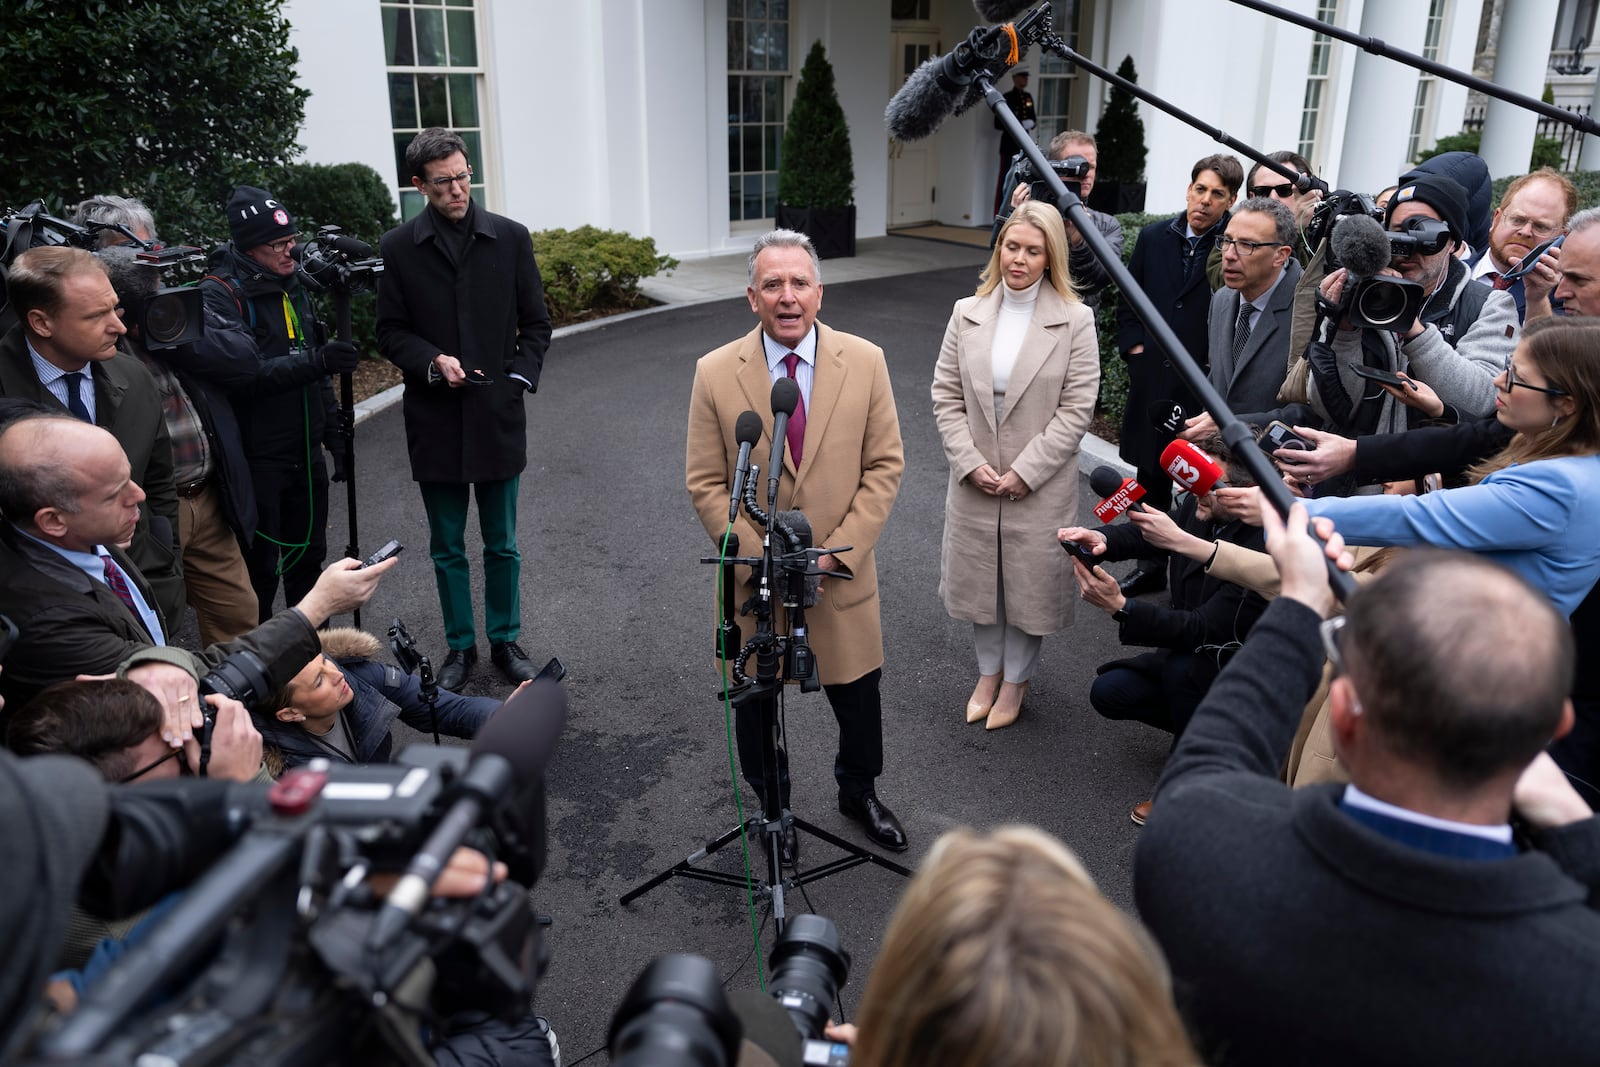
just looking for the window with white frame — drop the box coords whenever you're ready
[1405,0,1449,164]
[1035,0,1082,143]
[382,0,488,221]
[728,0,791,223]
[1297,0,1340,170]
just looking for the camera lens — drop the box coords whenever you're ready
[767,913,850,1041]
[609,954,741,1067]
[1354,280,1413,328]
[199,648,270,706]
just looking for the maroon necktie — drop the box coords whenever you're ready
[783,352,807,466]
[101,553,140,619]
[1491,271,1514,291]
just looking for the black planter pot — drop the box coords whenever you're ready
[774,202,857,259]
[1086,181,1147,214]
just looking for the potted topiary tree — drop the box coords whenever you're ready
[1090,55,1148,214]
[775,40,856,258]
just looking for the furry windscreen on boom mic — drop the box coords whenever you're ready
[886,24,1022,141]
[973,0,1038,20]
[1330,213,1393,279]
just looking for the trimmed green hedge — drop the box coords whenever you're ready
[1094,211,1169,430]
[531,225,678,326]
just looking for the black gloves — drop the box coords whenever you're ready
[319,340,361,375]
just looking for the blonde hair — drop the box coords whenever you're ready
[850,826,1198,1067]
[978,201,1080,303]
[1469,316,1600,482]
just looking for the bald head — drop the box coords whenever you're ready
[1342,550,1572,792]
[0,417,142,550]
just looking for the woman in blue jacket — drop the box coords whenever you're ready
[256,628,515,771]
[1299,316,1600,615]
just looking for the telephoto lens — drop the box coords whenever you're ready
[609,953,742,1067]
[767,914,851,1041]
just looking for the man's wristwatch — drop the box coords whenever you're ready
[1111,605,1131,624]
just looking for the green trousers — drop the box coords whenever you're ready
[418,477,521,651]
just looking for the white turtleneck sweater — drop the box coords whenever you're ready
[991,276,1042,415]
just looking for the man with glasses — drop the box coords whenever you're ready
[1200,198,1303,420]
[199,186,360,622]
[1472,167,1577,322]
[378,127,552,691]
[1136,509,1600,1066]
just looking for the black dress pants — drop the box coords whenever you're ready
[735,668,885,808]
[244,458,329,623]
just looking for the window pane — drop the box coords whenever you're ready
[763,77,783,122]
[744,23,764,70]
[743,128,761,171]
[446,10,477,65]
[749,0,768,17]
[729,0,744,15]
[764,175,779,217]
[446,0,474,6]
[769,0,788,17]
[448,74,478,125]
[728,126,740,172]
[414,8,447,66]
[383,7,415,65]
[394,133,414,186]
[417,73,449,126]
[730,176,742,219]
[764,124,781,170]
[401,189,425,221]
[460,130,483,173]
[742,77,763,123]
[744,175,763,219]
[768,23,788,70]
[389,74,418,128]
[729,22,744,70]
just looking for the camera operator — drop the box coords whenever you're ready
[991,130,1125,309]
[94,235,262,645]
[833,825,1197,1067]
[255,627,513,772]
[201,186,359,623]
[1309,175,1515,438]
[0,412,393,736]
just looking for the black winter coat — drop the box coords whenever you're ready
[376,201,552,484]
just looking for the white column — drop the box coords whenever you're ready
[1580,59,1600,170]
[1336,3,1428,195]
[1480,0,1560,178]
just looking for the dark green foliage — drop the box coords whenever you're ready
[1094,211,1170,431]
[0,0,308,250]
[1095,57,1147,184]
[777,41,854,210]
[1414,129,1564,172]
[531,226,679,326]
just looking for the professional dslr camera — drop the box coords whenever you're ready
[296,224,385,295]
[1013,152,1091,204]
[609,914,853,1066]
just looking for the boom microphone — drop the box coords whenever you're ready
[1160,439,1229,496]
[886,24,1020,141]
[366,679,567,949]
[1089,465,1147,522]
[326,233,375,259]
[973,0,1038,20]
[1329,213,1392,279]
[730,409,763,523]
[768,378,800,508]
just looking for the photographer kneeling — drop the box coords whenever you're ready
[257,628,516,772]
[830,825,1197,1067]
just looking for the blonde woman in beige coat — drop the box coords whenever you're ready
[933,201,1100,730]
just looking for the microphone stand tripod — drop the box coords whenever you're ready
[995,3,1356,601]
[621,468,910,935]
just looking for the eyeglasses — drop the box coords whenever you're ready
[1249,182,1297,199]
[1319,615,1348,676]
[423,168,473,190]
[1216,235,1288,257]
[118,746,184,784]
[1498,353,1570,397]
[266,235,297,254]
[1500,212,1561,239]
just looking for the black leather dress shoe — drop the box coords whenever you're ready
[1118,565,1168,598]
[839,791,909,852]
[438,646,477,691]
[491,641,538,683]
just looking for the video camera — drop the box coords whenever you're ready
[1014,152,1091,204]
[1385,215,1454,260]
[296,224,384,295]
[609,914,853,1066]
[31,683,565,1066]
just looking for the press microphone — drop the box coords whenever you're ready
[1329,213,1392,280]
[1148,398,1187,440]
[973,0,1037,20]
[327,232,375,259]
[367,679,567,950]
[1160,439,1229,496]
[729,409,763,523]
[1089,465,1147,522]
[768,378,800,509]
[885,23,1019,141]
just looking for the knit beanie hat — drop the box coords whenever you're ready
[227,186,296,250]
[1384,174,1469,245]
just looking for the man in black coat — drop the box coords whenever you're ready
[199,187,360,623]
[1136,510,1600,1066]
[1114,154,1241,596]
[377,127,553,690]
[994,69,1036,216]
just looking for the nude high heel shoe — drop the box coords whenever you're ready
[985,680,1029,731]
[966,673,1002,723]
